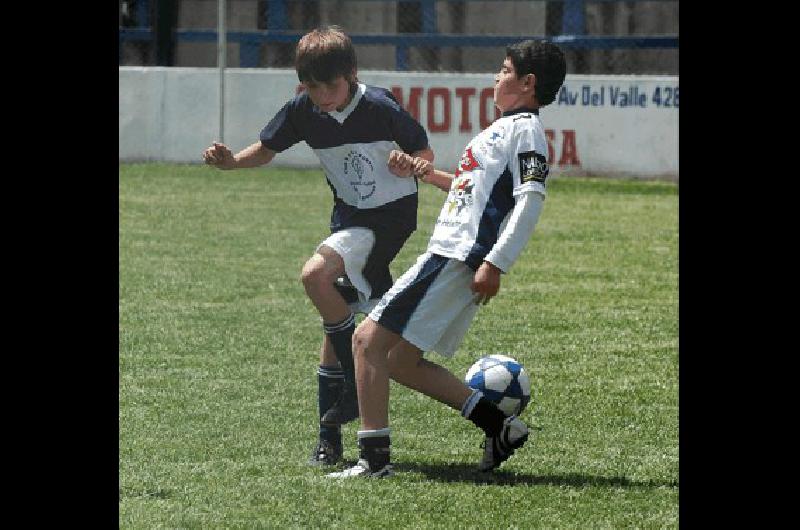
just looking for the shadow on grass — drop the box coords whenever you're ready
[393,461,678,489]
[119,487,173,500]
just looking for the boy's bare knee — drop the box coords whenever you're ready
[352,325,371,356]
[300,257,316,286]
[352,320,398,364]
[301,250,344,292]
[300,255,328,290]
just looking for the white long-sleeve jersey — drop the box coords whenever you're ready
[426,107,550,272]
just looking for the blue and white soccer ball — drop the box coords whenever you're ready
[464,354,531,416]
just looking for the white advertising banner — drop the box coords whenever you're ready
[119,67,677,179]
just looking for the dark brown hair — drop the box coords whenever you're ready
[506,40,567,106]
[295,26,357,83]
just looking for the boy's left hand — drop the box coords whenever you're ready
[471,261,502,305]
[388,150,416,177]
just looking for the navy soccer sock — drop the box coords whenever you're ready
[462,390,506,437]
[317,365,343,445]
[358,428,391,470]
[323,313,357,394]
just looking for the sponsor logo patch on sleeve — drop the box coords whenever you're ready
[518,150,549,184]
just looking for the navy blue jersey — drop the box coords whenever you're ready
[260,83,429,235]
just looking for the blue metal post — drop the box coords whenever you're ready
[562,0,585,35]
[399,0,436,72]
[421,0,437,33]
[396,46,408,71]
[263,0,289,68]
[266,0,288,30]
[136,0,151,28]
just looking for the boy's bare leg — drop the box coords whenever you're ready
[351,318,403,430]
[302,244,360,466]
[337,317,528,477]
[386,340,472,411]
[381,332,530,474]
[352,318,473,429]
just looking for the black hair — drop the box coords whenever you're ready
[505,40,567,106]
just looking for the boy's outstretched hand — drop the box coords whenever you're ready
[411,156,434,180]
[203,142,235,169]
[388,150,432,179]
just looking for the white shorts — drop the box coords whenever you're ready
[368,252,480,358]
[318,228,378,315]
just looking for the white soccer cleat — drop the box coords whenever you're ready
[478,415,529,472]
[326,458,394,478]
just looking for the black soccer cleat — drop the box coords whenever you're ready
[308,439,343,466]
[320,386,360,426]
[478,415,529,472]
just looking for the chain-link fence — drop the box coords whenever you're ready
[119,0,677,74]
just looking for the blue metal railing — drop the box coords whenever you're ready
[119,0,678,70]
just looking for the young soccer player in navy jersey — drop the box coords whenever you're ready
[327,40,567,478]
[202,26,433,467]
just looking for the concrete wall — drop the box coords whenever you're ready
[119,67,678,179]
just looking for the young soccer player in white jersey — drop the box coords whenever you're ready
[202,26,433,467]
[327,40,567,478]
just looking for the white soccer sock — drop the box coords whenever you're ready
[357,427,391,439]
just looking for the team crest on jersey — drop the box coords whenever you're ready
[455,147,480,177]
[518,150,549,184]
[446,176,474,215]
[344,151,377,200]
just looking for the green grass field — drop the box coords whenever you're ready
[119,163,678,528]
